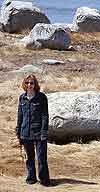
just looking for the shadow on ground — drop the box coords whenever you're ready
[50,178,98,187]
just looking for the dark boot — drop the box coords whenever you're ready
[39,179,50,186]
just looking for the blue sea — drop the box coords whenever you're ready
[0,0,100,23]
[33,0,100,23]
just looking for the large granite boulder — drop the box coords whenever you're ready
[47,92,100,143]
[72,7,100,32]
[20,23,71,50]
[0,0,50,33]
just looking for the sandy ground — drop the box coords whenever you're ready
[0,31,100,191]
[1,140,100,192]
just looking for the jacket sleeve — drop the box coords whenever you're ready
[41,94,49,140]
[16,96,23,138]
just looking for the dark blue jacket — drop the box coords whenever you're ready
[16,91,49,140]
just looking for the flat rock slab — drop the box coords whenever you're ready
[43,59,65,65]
[12,64,42,73]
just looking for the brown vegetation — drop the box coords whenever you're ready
[0,31,100,191]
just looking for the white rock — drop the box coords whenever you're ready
[72,7,100,32]
[53,23,71,32]
[20,23,71,50]
[11,1,33,9]
[12,64,42,73]
[0,0,50,33]
[47,91,100,142]
[43,59,64,65]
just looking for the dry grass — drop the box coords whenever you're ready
[0,31,100,92]
[0,31,100,191]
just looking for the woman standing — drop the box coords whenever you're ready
[16,74,50,186]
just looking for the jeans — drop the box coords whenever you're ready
[23,140,50,183]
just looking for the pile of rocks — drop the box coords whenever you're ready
[0,0,71,50]
[0,1,100,48]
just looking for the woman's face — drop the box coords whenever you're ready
[25,78,35,92]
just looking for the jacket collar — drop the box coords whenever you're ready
[22,91,40,100]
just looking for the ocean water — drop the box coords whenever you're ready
[33,0,100,23]
[0,0,100,23]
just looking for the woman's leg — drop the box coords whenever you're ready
[36,140,50,186]
[23,141,37,184]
